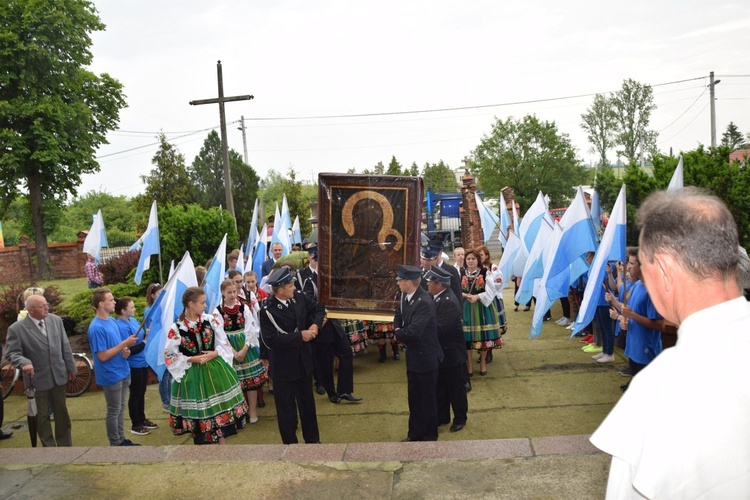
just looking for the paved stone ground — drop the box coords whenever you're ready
[1,283,622,498]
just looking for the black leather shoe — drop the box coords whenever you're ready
[316,385,326,395]
[438,420,450,426]
[486,350,493,363]
[378,350,386,363]
[338,393,362,402]
[0,430,12,440]
[393,350,400,360]
[329,395,341,403]
[465,381,472,393]
[449,423,465,432]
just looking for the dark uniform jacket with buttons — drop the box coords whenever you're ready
[394,286,443,373]
[259,290,326,381]
[433,288,466,368]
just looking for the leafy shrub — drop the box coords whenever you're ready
[160,204,239,266]
[58,283,148,335]
[0,282,63,342]
[99,249,141,285]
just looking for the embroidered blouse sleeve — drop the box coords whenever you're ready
[209,313,234,365]
[478,271,497,307]
[243,305,260,348]
[490,265,504,298]
[164,323,190,382]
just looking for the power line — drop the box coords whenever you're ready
[657,88,707,133]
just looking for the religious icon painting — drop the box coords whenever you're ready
[318,173,423,317]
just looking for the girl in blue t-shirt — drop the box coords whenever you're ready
[116,297,158,437]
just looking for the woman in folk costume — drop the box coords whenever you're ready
[477,245,508,335]
[461,249,502,377]
[216,279,267,424]
[165,287,247,444]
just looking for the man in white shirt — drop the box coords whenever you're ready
[590,187,750,499]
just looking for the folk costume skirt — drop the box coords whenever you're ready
[169,357,248,444]
[463,300,502,351]
[226,329,268,391]
[342,319,368,354]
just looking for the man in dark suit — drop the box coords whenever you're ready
[394,265,444,442]
[261,242,284,279]
[425,266,468,432]
[420,239,462,305]
[259,267,326,444]
[6,294,77,446]
[301,245,361,404]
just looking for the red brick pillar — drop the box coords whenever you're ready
[460,169,484,251]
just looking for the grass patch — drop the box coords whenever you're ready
[40,277,87,306]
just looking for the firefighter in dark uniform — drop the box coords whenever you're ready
[394,265,444,441]
[425,266,468,432]
[300,244,362,404]
[259,267,326,444]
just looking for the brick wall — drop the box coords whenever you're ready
[460,169,484,251]
[0,233,86,283]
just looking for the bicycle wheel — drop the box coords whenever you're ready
[66,354,93,397]
[1,361,19,400]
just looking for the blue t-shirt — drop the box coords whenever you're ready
[624,281,663,365]
[88,316,130,386]
[117,317,147,369]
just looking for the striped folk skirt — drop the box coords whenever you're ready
[226,330,268,390]
[463,300,503,351]
[169,357,248,444]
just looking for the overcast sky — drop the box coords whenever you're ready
[81,0,750,199]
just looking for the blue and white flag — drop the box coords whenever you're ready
[571,185,627,336]
[530,223,564,338]
[292,216,302,245]
[144,251,197,380]
[515,217,554,306]
[203,234,227,314]
[668,156,684,192]
[168,260,175,280]
[474,192,499,244]
[236,244,245,275]
[134,201,160,285]
[497,191,512,248]
[590,191,602,235]
[519,191,550,252]
[245,199,259,256]
[512,198,520,237]
[252,223,268,280]
[497,230,522,290]
[271,203,291,256]
[83,209,108,262]
[281,194,293,240]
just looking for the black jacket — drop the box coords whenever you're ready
[394,286,443,373]
[439,260,463,306]
[433,288,466,367]
[259,290,326,381]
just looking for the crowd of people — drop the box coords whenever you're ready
[3,186,749,496]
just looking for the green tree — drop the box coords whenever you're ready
[471,115,587,210]
[386,156,403,175]
[0,0,126,278]
[51,191,140,245]
[593,165,622,213]
[611,79,658,163]
[721,122,744,150]
[138,134,195,211]
[259,168,314,239]
[159,204,239,268]
[581,94,619,168]
[422,161,459,193]
[621,163,658,244]
[188,130,260,233]
[408,162,420,176]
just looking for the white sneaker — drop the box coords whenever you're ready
[592,352,605,360]
[597,354,615,363]
[566,323,575,330]
[560,318,572,326]
[555,318,566,325]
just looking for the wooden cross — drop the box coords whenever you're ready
[190,61,253,228]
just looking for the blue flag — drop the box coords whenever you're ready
[134,201,160,285]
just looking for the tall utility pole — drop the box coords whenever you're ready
[238,115,249,165]
[709,71,721,148]
[189,61,253,229]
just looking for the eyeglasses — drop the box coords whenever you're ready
[30,304,50,310]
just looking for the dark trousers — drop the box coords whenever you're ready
[315,335,354,397]
[595,306,615,355]
[128,367,149,427]
[437,364,468,426]
[273,374,320,444]
[560,297,570,318]
[35,384,72,447]
[407,369,439,441]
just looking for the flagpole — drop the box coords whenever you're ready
[158,253,163,284]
